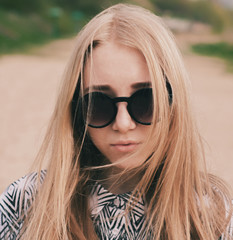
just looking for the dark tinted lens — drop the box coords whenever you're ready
[129,88,153,124]
[84,92,115,127]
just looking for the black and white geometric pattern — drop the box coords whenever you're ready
[0,171,46,239]
[89,182,150,239]
[0,172,232,239]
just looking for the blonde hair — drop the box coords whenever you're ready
[22,4,232,239]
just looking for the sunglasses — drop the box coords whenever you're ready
[81,88,153,128]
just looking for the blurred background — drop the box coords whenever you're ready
[0,0,233,193]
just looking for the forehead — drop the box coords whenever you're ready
[83,42,150,94]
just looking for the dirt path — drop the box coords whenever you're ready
[0,36,233,193]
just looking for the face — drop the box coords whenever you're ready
[84,42,154,169]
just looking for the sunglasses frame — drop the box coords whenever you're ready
[82,88,153,128]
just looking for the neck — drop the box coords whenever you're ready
[100,167,143,194]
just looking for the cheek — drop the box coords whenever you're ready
[88,128,107,150]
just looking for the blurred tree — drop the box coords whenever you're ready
[151,0,231,32]
[49,0,121,16]
[151,0,190,15]
[0,0,120,16]
[191,1,227,32]
[0,0,48,13]
[56,0,103,15]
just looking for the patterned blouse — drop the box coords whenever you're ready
[0,172,232,239]
[89,181,148,239]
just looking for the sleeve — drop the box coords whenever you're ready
[0,171,46,239]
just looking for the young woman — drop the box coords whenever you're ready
[0,3,232,240]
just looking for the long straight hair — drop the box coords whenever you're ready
[22,4,232,239]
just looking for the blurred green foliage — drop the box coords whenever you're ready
[0,9,86,54]
[0,0,119,15]
[0,0,47,13]
[0,0,122,54]
[0,0,233,54]
[192,42,233,71]
[0,10,49,53]
[151,0,233,32]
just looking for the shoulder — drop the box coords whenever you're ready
[0,171,46,239]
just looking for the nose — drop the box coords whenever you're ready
[112,102,136,133]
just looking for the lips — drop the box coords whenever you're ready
[110,141,140,153]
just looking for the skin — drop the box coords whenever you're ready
[84,41,154,192]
